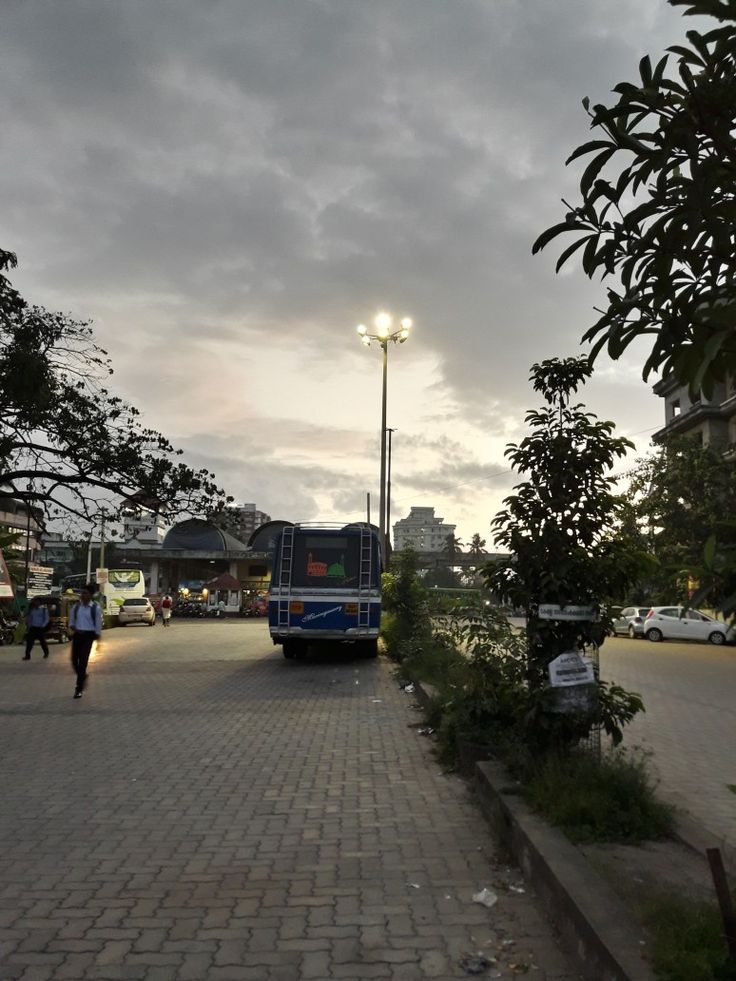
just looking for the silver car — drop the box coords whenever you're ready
[612,606,650,638]
[643,607,735,645]
[118,597,156,627]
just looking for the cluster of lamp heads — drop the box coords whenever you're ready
[356,312,413,346]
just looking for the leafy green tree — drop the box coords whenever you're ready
[484,357,648,748]
[0,249,230,525]
[626,436,736,609]
[534,0,736,397]
[441,533,465,561]
[468,532,487,557]
[422,565,461,589]
[381,547,432,661]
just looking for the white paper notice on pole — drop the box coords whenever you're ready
[96,567,109,585]
[538,604,596,621]
[548,651,596,687]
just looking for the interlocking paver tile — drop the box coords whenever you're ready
[1,623,578,980]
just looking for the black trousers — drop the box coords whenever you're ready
[25,626,50,658]
[71,632,96,692]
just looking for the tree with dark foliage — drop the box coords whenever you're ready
[534,0,736,398]
[0,248,229,527]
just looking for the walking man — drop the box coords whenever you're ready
[23,597,50,660]
[69,584,102,699]
[161,593,173,627]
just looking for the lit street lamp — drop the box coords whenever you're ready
[356,312,412,558]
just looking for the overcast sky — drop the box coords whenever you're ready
[1,0,694,542]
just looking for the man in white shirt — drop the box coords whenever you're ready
[68,584,102,699]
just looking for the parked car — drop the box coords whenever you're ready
[118,597,156,627]
[643,607,735,645]
[612,606,651,638]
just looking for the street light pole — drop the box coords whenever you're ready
[386,427,396,552]
[356,313,412,561]
[378,341,388,557]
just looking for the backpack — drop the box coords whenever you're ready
[162,597,172,609]
[72,600,98,627]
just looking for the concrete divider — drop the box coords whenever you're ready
[411,679,656,980]
[474,760,657,981]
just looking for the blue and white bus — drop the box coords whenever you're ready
[268,523,381,659]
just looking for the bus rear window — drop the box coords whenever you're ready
[291,535,361,587]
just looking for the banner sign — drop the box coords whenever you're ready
[27,564,54,598]
[0,549,14,599]
[538,604,596,621]
[548,650,596,688]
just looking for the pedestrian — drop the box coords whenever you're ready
[161,593,173,627]
[23,597,50,660]
[68,584,102,699]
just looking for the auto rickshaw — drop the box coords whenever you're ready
[32,594,79,643]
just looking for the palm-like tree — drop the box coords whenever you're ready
[468,532,486,557]
[442,533,465,561]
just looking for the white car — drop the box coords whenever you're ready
[118,597,156,627]
[643,607,735,645]
[611,606,650,638]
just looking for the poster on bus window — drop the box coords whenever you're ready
[107,570,142,589]
[0,549,15,599]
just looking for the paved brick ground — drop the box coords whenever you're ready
[0,622,576,980]
[601,635,736,855]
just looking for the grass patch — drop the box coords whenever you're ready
[525,748,674,844]
[640,891,735,981]
[727,784,736,796]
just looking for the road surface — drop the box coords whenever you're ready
[0,620,576,980]
[600,634,735,855]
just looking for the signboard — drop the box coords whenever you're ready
[96,568,109,585]
[538,604,596,621]
[548,650,596,688]
[27,564,54,598]
[0,549,14,599]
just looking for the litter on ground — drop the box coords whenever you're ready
[472,888,498,908]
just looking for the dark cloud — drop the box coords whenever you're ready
[0,0,693,534]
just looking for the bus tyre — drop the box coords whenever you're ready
[283,641,297,659]
[360,640,379,658]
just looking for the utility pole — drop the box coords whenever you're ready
[85,526,93,583]
[99,513,106,572]
[23,485,32,605]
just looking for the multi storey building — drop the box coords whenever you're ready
[392,507,456,553]
[121,509,167,546]
[652,375,736,449]
[0,497,42,559]
[211,503,271,545]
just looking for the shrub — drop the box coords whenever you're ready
[381,548,432,662]
[525,748,674,844]
[640,891,735,981]
[429,610,529,765]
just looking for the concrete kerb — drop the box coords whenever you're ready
[668,794,736,878]
[411,679,656,981]
[475,760,656,981]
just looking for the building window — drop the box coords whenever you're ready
[671,400,681,417]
